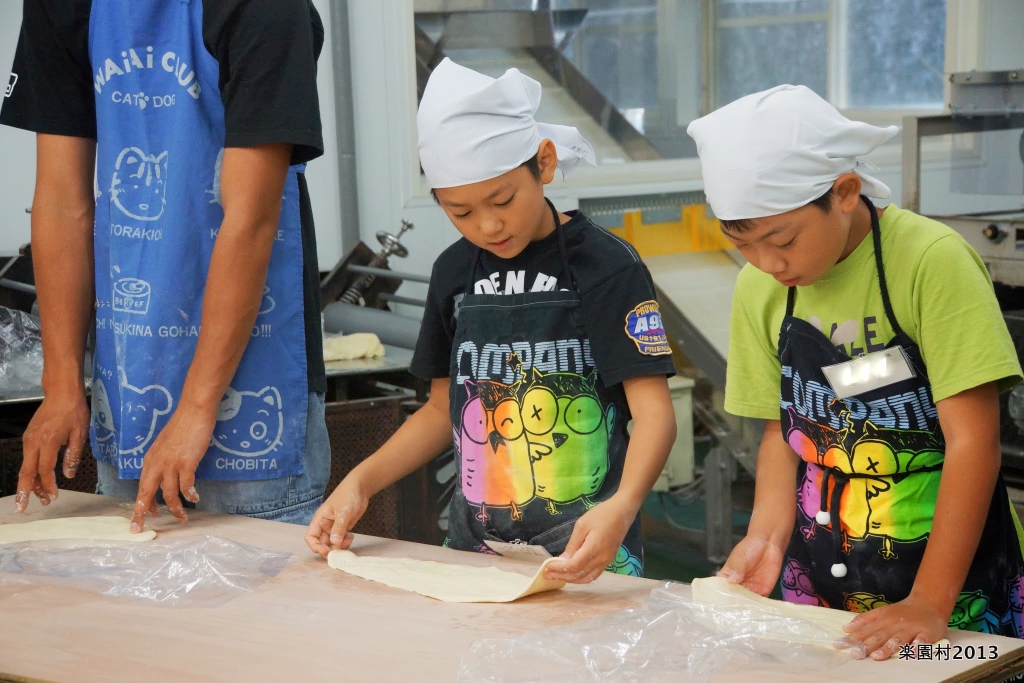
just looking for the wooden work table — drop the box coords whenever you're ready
[1,491,1023,683]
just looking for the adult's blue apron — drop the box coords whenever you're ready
[87,0,308,481]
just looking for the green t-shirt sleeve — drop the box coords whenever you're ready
[913,235,1022,402]
[724,268,783,420]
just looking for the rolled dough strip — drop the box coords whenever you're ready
[0,516,157,545]
[692,576,853,645]
[690,577,949,656]
[327,550,565,603]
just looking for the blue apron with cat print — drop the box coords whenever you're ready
[87,0,308,481]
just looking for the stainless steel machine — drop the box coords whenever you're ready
[903,69,1024,479]
[903,70,1024,285]
[320,219,427,350]
[413,0,704,163]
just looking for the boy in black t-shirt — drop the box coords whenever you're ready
[306,58,676,581]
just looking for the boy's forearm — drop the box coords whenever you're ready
[349,390,453,496]
[913,421,999,614]
[912,443,997,615]
[747,421,798,547]
[616,375,677,512]
[912,385,1002,616]
[614,416,675,512]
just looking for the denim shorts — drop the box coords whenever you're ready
[96,392,331,525]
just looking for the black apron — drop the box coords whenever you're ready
[778,196,1024,637]
[443,200,644,577]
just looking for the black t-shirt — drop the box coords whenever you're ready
[1,0,327,392]
[411,210,676,387]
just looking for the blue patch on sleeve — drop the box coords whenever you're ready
[624,300,672,356]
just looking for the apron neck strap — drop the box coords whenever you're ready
[547,198,577,290]
[866,195,904,338]
[785,195,904,338]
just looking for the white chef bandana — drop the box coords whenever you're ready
[417,58,597,189]
[686,85,899,221]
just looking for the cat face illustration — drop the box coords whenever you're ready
[91,378,116,442]
[211,386,284,456]
[116,371,173,455]
[110,147,168,221]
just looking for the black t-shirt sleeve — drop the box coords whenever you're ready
[202,0,324,165]
[410,268,455,380]
[581,262,676,386]
[0,0,96,138]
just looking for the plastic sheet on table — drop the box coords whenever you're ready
[457,582,863,683]
[0,535,290,606]
[0,306,43,394]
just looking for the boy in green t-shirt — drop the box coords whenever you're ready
[688,85,1024,660]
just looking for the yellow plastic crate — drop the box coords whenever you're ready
[609,204,733,258]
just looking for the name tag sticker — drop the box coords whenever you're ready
[483,540,553,563]
[821,346,916,399]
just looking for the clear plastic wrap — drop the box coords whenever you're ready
[458,582,864,683]
[0,535,290,606]
[0,306,44,394]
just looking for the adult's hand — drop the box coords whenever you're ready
[16,390,90,512]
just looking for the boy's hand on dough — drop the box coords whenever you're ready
[305,476,370,558]
[717,534,785,597]
[544,496,634,584]
[843,594,949,661]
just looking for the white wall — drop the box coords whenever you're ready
[0,3,346,266]
[306,0,344,268]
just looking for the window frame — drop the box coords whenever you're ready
[371,0,979,207]
[704,0,960,124]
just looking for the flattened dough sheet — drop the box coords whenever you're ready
[0,516,157,545]
[327,550,565,603]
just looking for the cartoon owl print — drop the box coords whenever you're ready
[781,559,827,607]
[949,590,1002,633]
[455,379,534,522]
[517,368,614,514]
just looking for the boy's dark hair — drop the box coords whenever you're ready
[719,185,835,233]
[430,153,542,204]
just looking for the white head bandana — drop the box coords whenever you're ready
[686,85,899,221]
[417,58,597,189]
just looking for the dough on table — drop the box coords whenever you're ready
[0,516,157,545]
[327,550,565,603]
[690,577,949,655]
[322,333,386,361]
[691,576,853,646]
